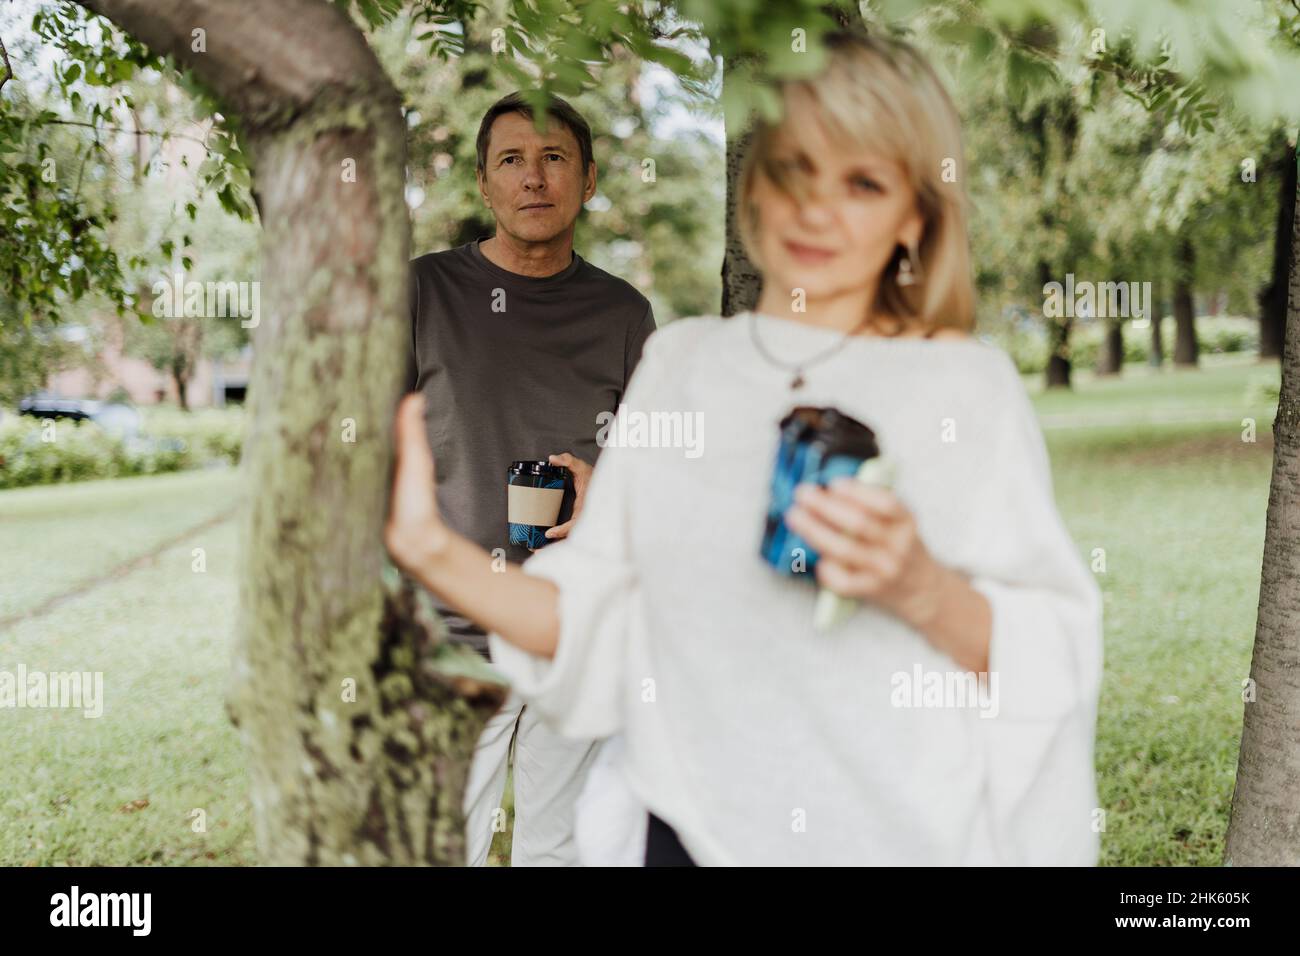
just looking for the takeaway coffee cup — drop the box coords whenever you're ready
[760,406,881,577]
[508,460,571,550]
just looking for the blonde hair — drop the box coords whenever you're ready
[737,31,975,335]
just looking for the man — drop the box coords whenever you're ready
[406,91,656,866]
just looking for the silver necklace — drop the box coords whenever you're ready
[747,310,874,390]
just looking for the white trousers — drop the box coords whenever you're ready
[462,689,603,866]
[573,734,648,866]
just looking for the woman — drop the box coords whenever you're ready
[386,31,1103,866]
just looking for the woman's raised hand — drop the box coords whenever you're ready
[385,392,451,574]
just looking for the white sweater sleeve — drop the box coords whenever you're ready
[486,322,678,740]
[963,355,1104,864]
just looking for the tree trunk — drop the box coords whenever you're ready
[1043,259,1071,388]
[720,58,761,317]
[1260,130,1295,360]
[1173,236,1199,367]
[446,28,495,249]
[718,10,859,316]
[1023,100,1078,391]
[1225,170,1300,865]
[77,0,505,865]
[172,317,200,411]
[1149,281,1164,367]
[173,361,189,410]
[1097,317,1123,376]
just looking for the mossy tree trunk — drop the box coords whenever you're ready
[78,0,505,865]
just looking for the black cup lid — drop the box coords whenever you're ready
[779,406,879,459]
[509,460,570,479]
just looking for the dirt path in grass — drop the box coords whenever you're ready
[0,506,238,633]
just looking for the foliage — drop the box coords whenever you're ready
[889,0,1290,361]
[2,0,1297,344]
[996,315,1262,374]
[0,406,243,489]
[0,307,81,405]
[376,2,722,318]
[0,101,130,322]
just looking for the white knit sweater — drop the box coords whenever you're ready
[489,312,1104,866]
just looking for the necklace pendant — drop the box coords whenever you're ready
[790,371,805,390]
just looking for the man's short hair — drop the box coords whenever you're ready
[475,91,594,175]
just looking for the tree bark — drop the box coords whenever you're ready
[1226,170,1300,864]
[173,362,189,410]
[76,0,505,865]
[721,115,760,314]
[1149,280,1164,367]
[719,8,859,317]
[1097,317,1123,376]
[1043,259,1071,388]
[446,27,495,248]
[171,317,200,411]
[1173,235,1199,367]
[1260,130,1295,360]
[1023,100,1076,391]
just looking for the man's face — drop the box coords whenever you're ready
[477,111,596,244]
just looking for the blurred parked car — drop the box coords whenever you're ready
[18,394,144,440]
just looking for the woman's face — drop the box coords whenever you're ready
[749,117,924,306]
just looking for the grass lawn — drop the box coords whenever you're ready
[0,350,1282,865]
[1029,353,1279,866]
[0,467,254,865]
[0,468,242,622]
[1027,351,1279,423]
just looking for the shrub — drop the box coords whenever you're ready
[0,405,245,490]
[144,408,246,466]
[0,419,131,488]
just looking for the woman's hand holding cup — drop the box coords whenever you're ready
[783,478,945,631]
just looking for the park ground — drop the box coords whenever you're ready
[0,351,1279,866]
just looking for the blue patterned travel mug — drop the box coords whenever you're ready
[508,460,570,550]
[760,406,881,577]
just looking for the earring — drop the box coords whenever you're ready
[896,242,921,287]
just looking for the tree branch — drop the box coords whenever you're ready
[74,0,393,130]
[0,32,13,93]
[40,116,216,152]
